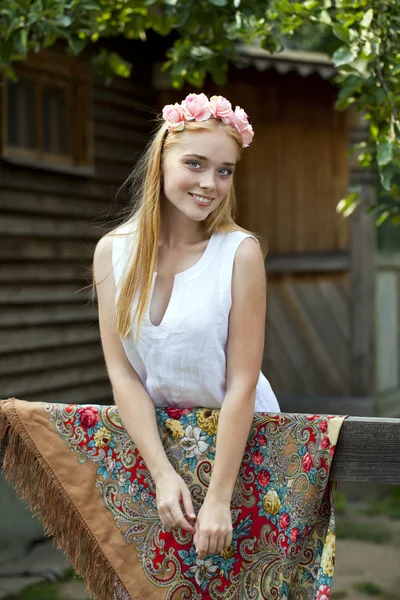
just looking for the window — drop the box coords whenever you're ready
[1,48,93,174]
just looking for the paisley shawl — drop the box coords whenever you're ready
[0,398,346,600]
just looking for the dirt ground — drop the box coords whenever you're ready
[2,499,400,600]
[50,504,400,600]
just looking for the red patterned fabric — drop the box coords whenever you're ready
[0,399,346,600]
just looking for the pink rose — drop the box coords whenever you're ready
[257,434,267,446]
[302,452,314,473]
[290,527,301,543]
[240,124,254,148]
[321,436,331,449]
[320,419,328,433]
[257,470,270,487]
[226,106,254,147]
[79,407,100,429]
[210,95,232,119]
[252,451,264,465]
[228,106,250,132]
[329,444,336,458]
[181,93,212,122]
[162,103,185,131]
[165,408,190,419]
[280,513,290,530]
[316,584,331,600]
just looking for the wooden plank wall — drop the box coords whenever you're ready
[374,252,400,417]
[158,69,353,399]
[264,272,350,396]
[158,67,350,255]
[0,65,155,404]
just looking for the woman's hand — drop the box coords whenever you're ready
[156,470,196,533]
[193,496,233,560]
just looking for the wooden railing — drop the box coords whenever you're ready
[1,414,400,485]
[329,416,400,484]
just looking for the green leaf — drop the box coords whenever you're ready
[190,46,215,60]
[377,139,393,166]
[15,28,28,56]
[68,35,86,54]
[337,187,360,217]
[319,10,331,25]
[57,15,72,27]
[380,164,396,191]
[209,0,227,5]
[332,24,350,42]
[360,9,373,29]
[332,46,358,67]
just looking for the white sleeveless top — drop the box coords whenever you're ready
[112,222,280,413]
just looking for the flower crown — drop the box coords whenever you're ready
[162,93,254,148]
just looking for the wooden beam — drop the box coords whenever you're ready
[348,111,375,396]
[265,252,350,273]
[330,416,400,484]
[1,413,399,485]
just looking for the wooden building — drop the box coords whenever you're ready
[0,42,398,418]
[1,39,399,557]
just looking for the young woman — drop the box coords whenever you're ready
[93,92,280,567]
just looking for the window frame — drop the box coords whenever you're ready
[0,48,94,176]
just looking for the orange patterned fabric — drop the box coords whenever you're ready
[0,399,346,600]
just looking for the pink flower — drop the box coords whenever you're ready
[162,103,185,131]
[290,527,301,542]
[316,584,331,600]
[79,407,100,429]
[210,95,232,120]
[329,444,336,458]
[321,436,331,449]
[302,452,314,472]
[181,93,212,122]
[228,106,249,131]
[240,124,254,148]
[257,470,270,487]
[257,434,267,446]
[252,451,264,465]
[226,106,254,147]
[320,419,328,433]
[280,513,290,530]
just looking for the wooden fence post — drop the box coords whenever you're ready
[348,111,375,397]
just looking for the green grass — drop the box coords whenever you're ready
[335,490,348,515]
[1,581,61,600]
[331,591,349,598]
[61,567,83,582]
[335,517,394,544]
[360,487,400,520]
[352,582,383,596]
[1,566,83,600]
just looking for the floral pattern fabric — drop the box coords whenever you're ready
[43,403,345,600]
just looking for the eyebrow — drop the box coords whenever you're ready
[182,153,236,167]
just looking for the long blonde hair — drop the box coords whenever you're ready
[111,117,267,341]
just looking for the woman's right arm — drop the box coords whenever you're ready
[93,234,196,533]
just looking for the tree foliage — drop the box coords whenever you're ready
[1,0,400,222]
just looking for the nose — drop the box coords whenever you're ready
[199,169,216,192]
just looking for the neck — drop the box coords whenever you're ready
[159,199,208,247]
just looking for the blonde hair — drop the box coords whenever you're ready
[109,118,267,341]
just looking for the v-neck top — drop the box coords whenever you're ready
[112,222,280,413]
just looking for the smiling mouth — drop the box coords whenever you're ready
[189,193,214,205]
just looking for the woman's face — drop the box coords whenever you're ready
[161,128,239,222]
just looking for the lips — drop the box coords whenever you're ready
[189,193,213,206]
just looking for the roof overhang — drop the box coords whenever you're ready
[235,44,336,80]
[152,45,336,90]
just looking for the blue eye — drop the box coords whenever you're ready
[186,160,201,168]
[219,168,233,176]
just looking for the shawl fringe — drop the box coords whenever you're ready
[0,398,128,600]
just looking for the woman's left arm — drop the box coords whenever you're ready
[193,237,267,560]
